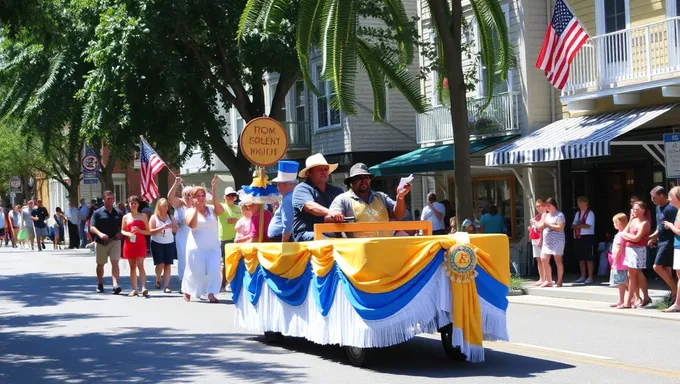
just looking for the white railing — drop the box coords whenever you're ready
[416,92,520,144]
[564,16,680,94]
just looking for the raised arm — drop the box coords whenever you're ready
[168,177,184,208]
[211,175,224,216]
[185,207,199,230]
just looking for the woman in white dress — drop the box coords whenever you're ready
[168,177,194,291]
[182,175,225,303]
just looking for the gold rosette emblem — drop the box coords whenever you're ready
[445,244,478,283]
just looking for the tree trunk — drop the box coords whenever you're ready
[67,181,80,207]
[428,0,474,221]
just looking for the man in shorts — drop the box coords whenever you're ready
[31,200,49,251]
[89,191,123,294]
[649,186,678,299]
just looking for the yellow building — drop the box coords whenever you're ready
[484,0,680,270]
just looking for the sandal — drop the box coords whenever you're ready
[164,287,171,294]
[208,294,219,303]
[640,298,652,308]
[155,281,161,289]
[617,304,632,309]
[128,290,138,297]
[141,288,149,297]
[663,304,680,313]
[184,293,191,302]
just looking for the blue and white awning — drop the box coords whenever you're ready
[485,104,677,166]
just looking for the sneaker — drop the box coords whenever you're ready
[96,284,104,293]
[112,286,122,295]
[584,278,594,284]
[574,277,587,284]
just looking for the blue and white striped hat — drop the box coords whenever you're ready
[271,160,299,183]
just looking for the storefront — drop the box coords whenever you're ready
[485,103,680,274]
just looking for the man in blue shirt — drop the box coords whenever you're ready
[268,160,299,242]
[649,186,678,298]
[292,153,344,242]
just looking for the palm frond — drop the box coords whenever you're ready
[237,0,268,42]
[382,0,414,66]
[357,41,387,120]
[357,38,426,114]
[469,0,496,108]
[324,0,358,114]
[296,0,325,95]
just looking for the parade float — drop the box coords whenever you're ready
[225,117,510,367]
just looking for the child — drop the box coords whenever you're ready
[460,218,478,234]
[449,217,458,234]
[234,204,253,243]
[609,213,629,308]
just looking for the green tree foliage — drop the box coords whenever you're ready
[0,121,48,199]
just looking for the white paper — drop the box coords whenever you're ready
[397,174,414,193]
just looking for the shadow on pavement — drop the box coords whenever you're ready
[0,313,301,383]
[0,273,112,308]
[264,335,574,379]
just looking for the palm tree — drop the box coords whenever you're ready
[240,0,511,220]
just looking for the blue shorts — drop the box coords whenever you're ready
[34,226,48,238]
[655,241,674,267]
[151,241,176,265]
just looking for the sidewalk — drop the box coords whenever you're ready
[516,273,679,321]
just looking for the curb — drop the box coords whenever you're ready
[507,290,525,296]
[509,297,680,322]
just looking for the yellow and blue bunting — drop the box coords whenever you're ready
[225,235,510,362]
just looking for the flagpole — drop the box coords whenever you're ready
[139,135,179,179]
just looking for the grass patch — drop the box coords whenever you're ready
[656,293,674,312]
[509,274,528,291]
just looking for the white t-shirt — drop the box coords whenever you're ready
[421,202,446,231]
[572,209,595,236]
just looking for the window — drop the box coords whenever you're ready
[601,0,628,63]
[293,79,306,122]
[269,83,288,121]
[313,64,341,130]
[471,176,523,240]
[234,111,244,138]
[113,174,127,203]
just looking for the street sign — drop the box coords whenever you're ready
[239,117,289,166]
[81,144,100,184]
[9,176,22,193]
[664,134,680,179]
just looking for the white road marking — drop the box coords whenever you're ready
[492,341,614,360]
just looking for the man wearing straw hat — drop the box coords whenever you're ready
[292,153,344,242]
[268,160,299,242]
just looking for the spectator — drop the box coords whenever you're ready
[421,192,446,235]
[572,196,595,284]
[648,186,678,300]
[479,204,508,235]
[621,200,652,309]
[537,197,565,288]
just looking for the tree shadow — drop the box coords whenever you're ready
[0,273,113,308]
[0,313,302,384]
[268,335,574,379]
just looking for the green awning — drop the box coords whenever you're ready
[369,135,517,176]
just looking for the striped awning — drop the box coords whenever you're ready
[485,104,677,166]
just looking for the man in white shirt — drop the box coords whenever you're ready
[66,202,81,249]
[572,196,595,284]
[421,192,446,235]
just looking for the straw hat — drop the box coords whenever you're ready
[298,153,338,178]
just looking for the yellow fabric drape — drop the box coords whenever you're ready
[224,234,509,353]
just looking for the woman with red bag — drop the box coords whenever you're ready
[529,200,547,286]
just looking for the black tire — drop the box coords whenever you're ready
[344,346,372,367]
[440,324,467,362]
[263,331,284,344]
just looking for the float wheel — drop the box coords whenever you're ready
[263,331,284,344]
[439,324,467,362]
[344,346,372,367]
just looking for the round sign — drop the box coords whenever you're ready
[239,117,289,166]
[81,154,100,171]
[9,176,21,189]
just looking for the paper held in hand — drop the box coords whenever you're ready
[397,174,414,193]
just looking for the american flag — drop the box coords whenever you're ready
[140,139,166,202]
[535,0,590,90]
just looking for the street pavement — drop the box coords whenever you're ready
[1,246,680,384]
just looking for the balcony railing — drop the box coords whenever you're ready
[230,121,311,149]
[416,92,520,144]
[564,17,680,94]
[281,121,311,149]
